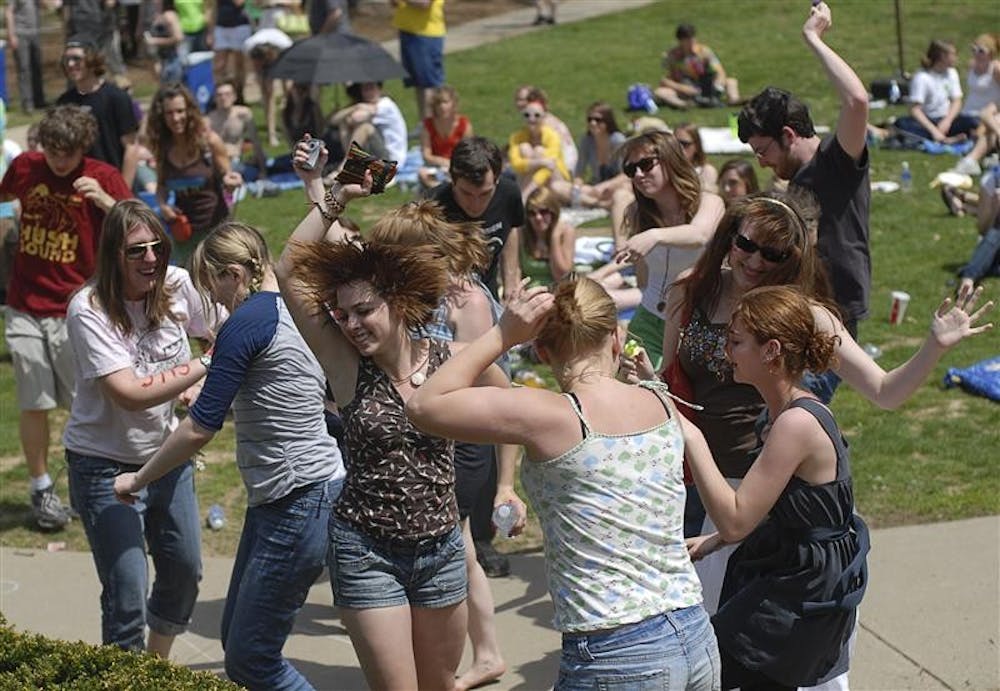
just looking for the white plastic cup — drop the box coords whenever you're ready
[889,290,911,325]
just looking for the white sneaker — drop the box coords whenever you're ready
[952,157,981,177]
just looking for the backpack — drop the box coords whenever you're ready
[627,84,658,114]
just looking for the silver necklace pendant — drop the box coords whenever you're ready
[409,371,426,387]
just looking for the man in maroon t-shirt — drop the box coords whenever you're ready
[0,105,132,530]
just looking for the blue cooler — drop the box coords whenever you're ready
[184,52,214,113]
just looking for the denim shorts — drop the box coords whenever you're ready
[399,31,444,88]
[556,606,720,691]
[328,517,467,610]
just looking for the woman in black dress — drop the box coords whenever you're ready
[681,284,870,690]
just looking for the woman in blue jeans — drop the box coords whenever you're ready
[64,200,219,654]
[408,277,720,690]
[115,221,346,691]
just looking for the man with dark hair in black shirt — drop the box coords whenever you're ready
[430,136,524,300]
[56,39,139,189]
[737,1,869,401]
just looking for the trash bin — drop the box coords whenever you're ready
[184,51,215,113]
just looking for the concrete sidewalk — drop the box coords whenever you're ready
[3,515,997,690]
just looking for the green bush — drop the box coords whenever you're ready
[0,616,241,690]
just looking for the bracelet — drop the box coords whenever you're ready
[324,186,347,216]
[312,201,336,224]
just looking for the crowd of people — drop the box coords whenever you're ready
[1,1,998,690]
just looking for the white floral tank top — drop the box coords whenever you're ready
[520,381,703,633]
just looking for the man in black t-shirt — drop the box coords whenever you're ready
[56,39,138,189]
[430,136,524,300]
[738,1,869,399]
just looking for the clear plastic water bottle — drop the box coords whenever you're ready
[492,502,520,538]
[206,504,225,531]
[570,183,582,208]
[900,161,912,192]
[888,79,901,105]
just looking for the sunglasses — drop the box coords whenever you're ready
[733,233,789,263]
[528,208,553,217]
[587,116,604,124]
[124,240,166,261]
[522,110,544,121]
[972,44,988,54]
[62,55,84,65]
[623,157,659,178]
[676,139,695,148]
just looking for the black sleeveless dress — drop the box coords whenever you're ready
[712,398,870,688]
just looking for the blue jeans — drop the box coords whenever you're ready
[961,227,1000,282]
[555,606,720,690]
[66,450,202,651]
[221,478,343,691]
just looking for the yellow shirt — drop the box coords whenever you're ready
[393,0,446,37]
[508,125,570,186]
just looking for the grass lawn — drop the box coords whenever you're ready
[1,0,998,555]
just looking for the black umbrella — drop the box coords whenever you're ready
[267,32,409,85]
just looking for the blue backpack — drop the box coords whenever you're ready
[627,84,658,114]
[944,355,1000,402]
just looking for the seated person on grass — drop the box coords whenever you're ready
[655,23,742,110]
[329,81,408,171]
[208,81,268,180]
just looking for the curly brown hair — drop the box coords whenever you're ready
[147,83,206,183]
[288,239,449,331]
[37,105,98,153]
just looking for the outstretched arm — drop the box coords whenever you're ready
[802,1,869,161]
[818,288,994,409]
[615,192,724,261]
[113,416,215,502]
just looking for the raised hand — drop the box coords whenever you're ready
[498,283,555,349]
[931,285,994,348]
[803,0,832,40]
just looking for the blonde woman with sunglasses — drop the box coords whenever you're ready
[508,98,570,201]
[63,200,223,656]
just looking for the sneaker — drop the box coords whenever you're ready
[31,486,71,531]
[952,156,981,177]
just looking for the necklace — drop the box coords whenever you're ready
[388,344,430,387]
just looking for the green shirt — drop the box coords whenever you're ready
[176,0,206,34]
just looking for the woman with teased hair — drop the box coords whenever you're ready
[147,83,242,263]
[370,200,520,691]
[407,275,719,690]
[682,285,870,690]
[115,221,346,690]
[612,130,725,369]
[63,200,221,655]
[275,137,510,691]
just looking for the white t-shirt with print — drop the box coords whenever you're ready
[63,266,221,465]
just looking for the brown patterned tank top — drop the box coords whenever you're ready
[336,338,458,541]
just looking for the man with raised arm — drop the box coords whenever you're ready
[737,2,870,342]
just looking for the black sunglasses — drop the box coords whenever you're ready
[587,116,603,124]
[124,240,166,260]
[733,233,789,263]
[623,157,659,178]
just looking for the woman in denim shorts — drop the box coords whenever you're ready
[63,200,220,654]
[408,276,720,690]
[114,221,347,690]
[275,138,511,690]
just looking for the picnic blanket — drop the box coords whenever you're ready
[943,355,1000,402]
[698,127,751,155]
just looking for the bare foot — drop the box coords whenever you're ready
[454,659,506,691]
